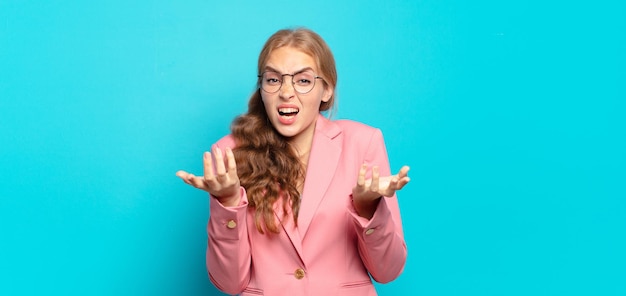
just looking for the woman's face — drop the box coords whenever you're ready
[260,46,333,147]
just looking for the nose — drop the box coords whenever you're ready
[279,75,296,100]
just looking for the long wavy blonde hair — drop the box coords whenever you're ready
[230,28,338,234]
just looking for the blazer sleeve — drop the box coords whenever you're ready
[347,128,408,283]
[206,188,251,295]
[205,139,252,295]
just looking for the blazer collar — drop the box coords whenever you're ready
[297,115,343,238]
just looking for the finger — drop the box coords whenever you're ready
[370,166,379,192]
[177,171,195,186]
[212,145,227,180]
[176,170,189,179]
[397,165,410,178]
[225,147,238,178]
[356,163,367,187]
[396,176,410,189]
[187,173,206,189]
[203,152,216,184]
[177,171,193,186]
[389,176,399,189]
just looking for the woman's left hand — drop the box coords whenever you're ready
[352,164,410,219]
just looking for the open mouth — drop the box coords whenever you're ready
[278,107,299,117]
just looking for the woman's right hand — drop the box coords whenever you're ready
[176,145,241,207]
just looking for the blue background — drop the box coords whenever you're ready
[1,1,624,295]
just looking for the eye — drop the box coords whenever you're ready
[263,72,282,85]
[266,78,280,85]
[296,79,311,85]
[294,73,314,85]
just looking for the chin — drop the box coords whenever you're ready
[274,127,299,138]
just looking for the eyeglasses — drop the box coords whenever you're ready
[258,71,324,94]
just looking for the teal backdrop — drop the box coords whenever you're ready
[1,1,624,295]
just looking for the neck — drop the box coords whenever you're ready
[288,121,317,165]
[290,138,312,166]
[288,139,311,195]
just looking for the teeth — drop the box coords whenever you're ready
[279,108,299,113]
[278,108,299,116]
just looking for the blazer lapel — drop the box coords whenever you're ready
[298,115,342,238]
[274,205,306,266]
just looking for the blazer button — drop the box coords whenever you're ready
[294,268,305,279]
[226,220,237,229]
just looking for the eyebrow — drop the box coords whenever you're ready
[263,66,316,75]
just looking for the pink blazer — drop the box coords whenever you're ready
[206,115,407,296]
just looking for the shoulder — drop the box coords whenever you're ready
[334,119,382,138]
[334,119,377,133]
[324,118,389,161]
[324,118,384,147]
[215,134,236,149]
[317,115,379,135]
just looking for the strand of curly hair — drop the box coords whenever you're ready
[230,91,305,234]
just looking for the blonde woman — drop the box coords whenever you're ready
[177,28,410,296]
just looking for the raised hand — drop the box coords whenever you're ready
[352,164,410,219]
[176,145,241,207]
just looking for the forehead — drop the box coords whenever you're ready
[264,46,318,73]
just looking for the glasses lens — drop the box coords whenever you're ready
[261,72,282,93]
[293,72,316,94]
